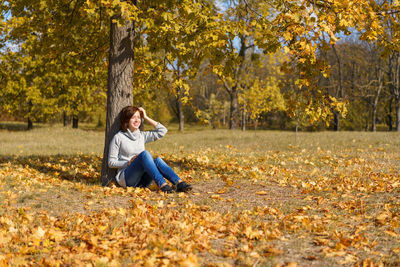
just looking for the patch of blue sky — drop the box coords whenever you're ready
[1,1,21,53]
[215,0,229,12]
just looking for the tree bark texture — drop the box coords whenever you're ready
[101,16,135,186]
[396,98,400,132]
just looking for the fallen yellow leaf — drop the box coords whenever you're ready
[211,194,223,200]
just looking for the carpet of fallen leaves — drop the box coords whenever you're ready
[0,143,399,266]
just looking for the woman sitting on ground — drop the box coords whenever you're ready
[108,106,192,193]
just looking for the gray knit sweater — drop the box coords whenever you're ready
[108,123,168,187]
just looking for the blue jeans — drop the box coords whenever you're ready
[124,150,181,188]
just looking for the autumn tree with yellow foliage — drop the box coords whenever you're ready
[0,0,109,129]
[131,0,224,132]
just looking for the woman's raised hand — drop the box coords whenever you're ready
[138,107,158,127]
[138,107,147,119]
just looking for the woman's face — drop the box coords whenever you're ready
[128,111,141,130]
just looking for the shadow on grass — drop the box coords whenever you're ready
[0,154,102,185]
[0,152,235,187]
[0,121,34,131]
[0,121,105,132]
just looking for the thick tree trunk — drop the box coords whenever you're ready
[27,117,33,130]
[396,97,400,132]
[101,16,135,186]
[229,89,238,129]
[72,115,78,129]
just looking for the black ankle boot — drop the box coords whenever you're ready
[160,184,174,193]
[176,182,192,192]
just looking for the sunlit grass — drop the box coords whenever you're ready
[0,123,104,156]
[1,121,399,157]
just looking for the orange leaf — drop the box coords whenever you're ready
[263,246,283,256]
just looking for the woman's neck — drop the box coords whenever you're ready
[128,127,139,132]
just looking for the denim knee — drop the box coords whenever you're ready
[154,157,163,165]
[139,150,152,160]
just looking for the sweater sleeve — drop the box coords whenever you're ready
[108,134,129,169]
[143,123,168,144]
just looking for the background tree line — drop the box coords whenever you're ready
[0,0,399,132]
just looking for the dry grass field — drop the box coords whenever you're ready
[0,122,399,266]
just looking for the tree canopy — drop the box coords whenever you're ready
[1,0,400,130]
